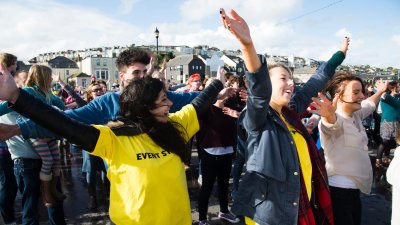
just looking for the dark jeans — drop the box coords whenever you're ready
[0,152,18,224]
[330,186,361,225]
[198,151,232,221]
[14,158,66,225]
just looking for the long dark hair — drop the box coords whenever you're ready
[118,77,188,161]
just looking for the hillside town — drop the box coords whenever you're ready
[20,44,399,90]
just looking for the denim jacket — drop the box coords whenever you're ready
[232,52,344,225]
[18,90,200,139]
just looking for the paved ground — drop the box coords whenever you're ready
[12,147,393,225]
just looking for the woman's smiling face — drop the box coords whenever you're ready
[149,90,173,123]
[269,66,294,109]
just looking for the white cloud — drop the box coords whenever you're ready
[0,1,141,61]
[393,34,400,46]
[179,0,300,24]
[118,0,141,15]
[335,28,352,38]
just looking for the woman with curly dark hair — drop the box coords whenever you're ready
[0,66,223,224]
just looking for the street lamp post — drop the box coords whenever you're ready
[154,27,160,66]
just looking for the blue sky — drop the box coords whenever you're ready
[1,0,399,68]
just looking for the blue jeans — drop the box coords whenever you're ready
[0,152,18,224]
[14,158,66,225]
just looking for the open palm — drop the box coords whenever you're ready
[310,92,338,119]
[220,8,252,46]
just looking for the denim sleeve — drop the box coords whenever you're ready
[243,59,271,132]
[167,91,200,113]
[289,51,345,114]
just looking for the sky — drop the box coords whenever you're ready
[1,0,399,68]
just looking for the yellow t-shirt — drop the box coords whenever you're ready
[91,104,199,225]
[280,115,312,200]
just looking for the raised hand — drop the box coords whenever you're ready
[374,79,389,94]
[310,92,339,124]
[220,8,260,72]
[220,8,252,46]
[222,107,240,118]
[217,87,236,100]
[0,63,19,103]
[341,37,350,55]
[216,66,227,86]
[239,89,248,102]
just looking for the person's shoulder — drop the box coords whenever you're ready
[93,92,120,102]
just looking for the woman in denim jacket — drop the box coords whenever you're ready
[220,8,348,225]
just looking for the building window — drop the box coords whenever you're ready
[199,66,202,70]
[95,70,109,80]
[96,59,100,66]
[103,60,107,66]
[115,71,119,79]
[192,66,195,70]
[66,70,69,76]
[101,71,108,80]
[82,79,87,88]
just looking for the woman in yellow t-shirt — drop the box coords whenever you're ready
[0,73,224,225]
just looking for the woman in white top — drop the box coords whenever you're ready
[387,123,400,225]
[310,73,387,225]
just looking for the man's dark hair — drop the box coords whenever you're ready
[118,76,188,161]
[116,48,150,72]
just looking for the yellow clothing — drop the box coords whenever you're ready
[280,115,312,200]
[91,104,199,225]
[245,216,259,225]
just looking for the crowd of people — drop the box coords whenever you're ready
[0,7,398,225]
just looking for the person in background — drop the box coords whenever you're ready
[0,54,66,224]
[376,81,400,168]
[196,78,240,225]
[111,80,120,92]
[80,81,110,210]
[315,75,387,225]
[14,70,28,88]
[386,128,400,225]
[98,79,107,94]
[176,73,203,92]
[220,8,348,225]
[0,65,66,208]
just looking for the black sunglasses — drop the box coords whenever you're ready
[92,88,103,93]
